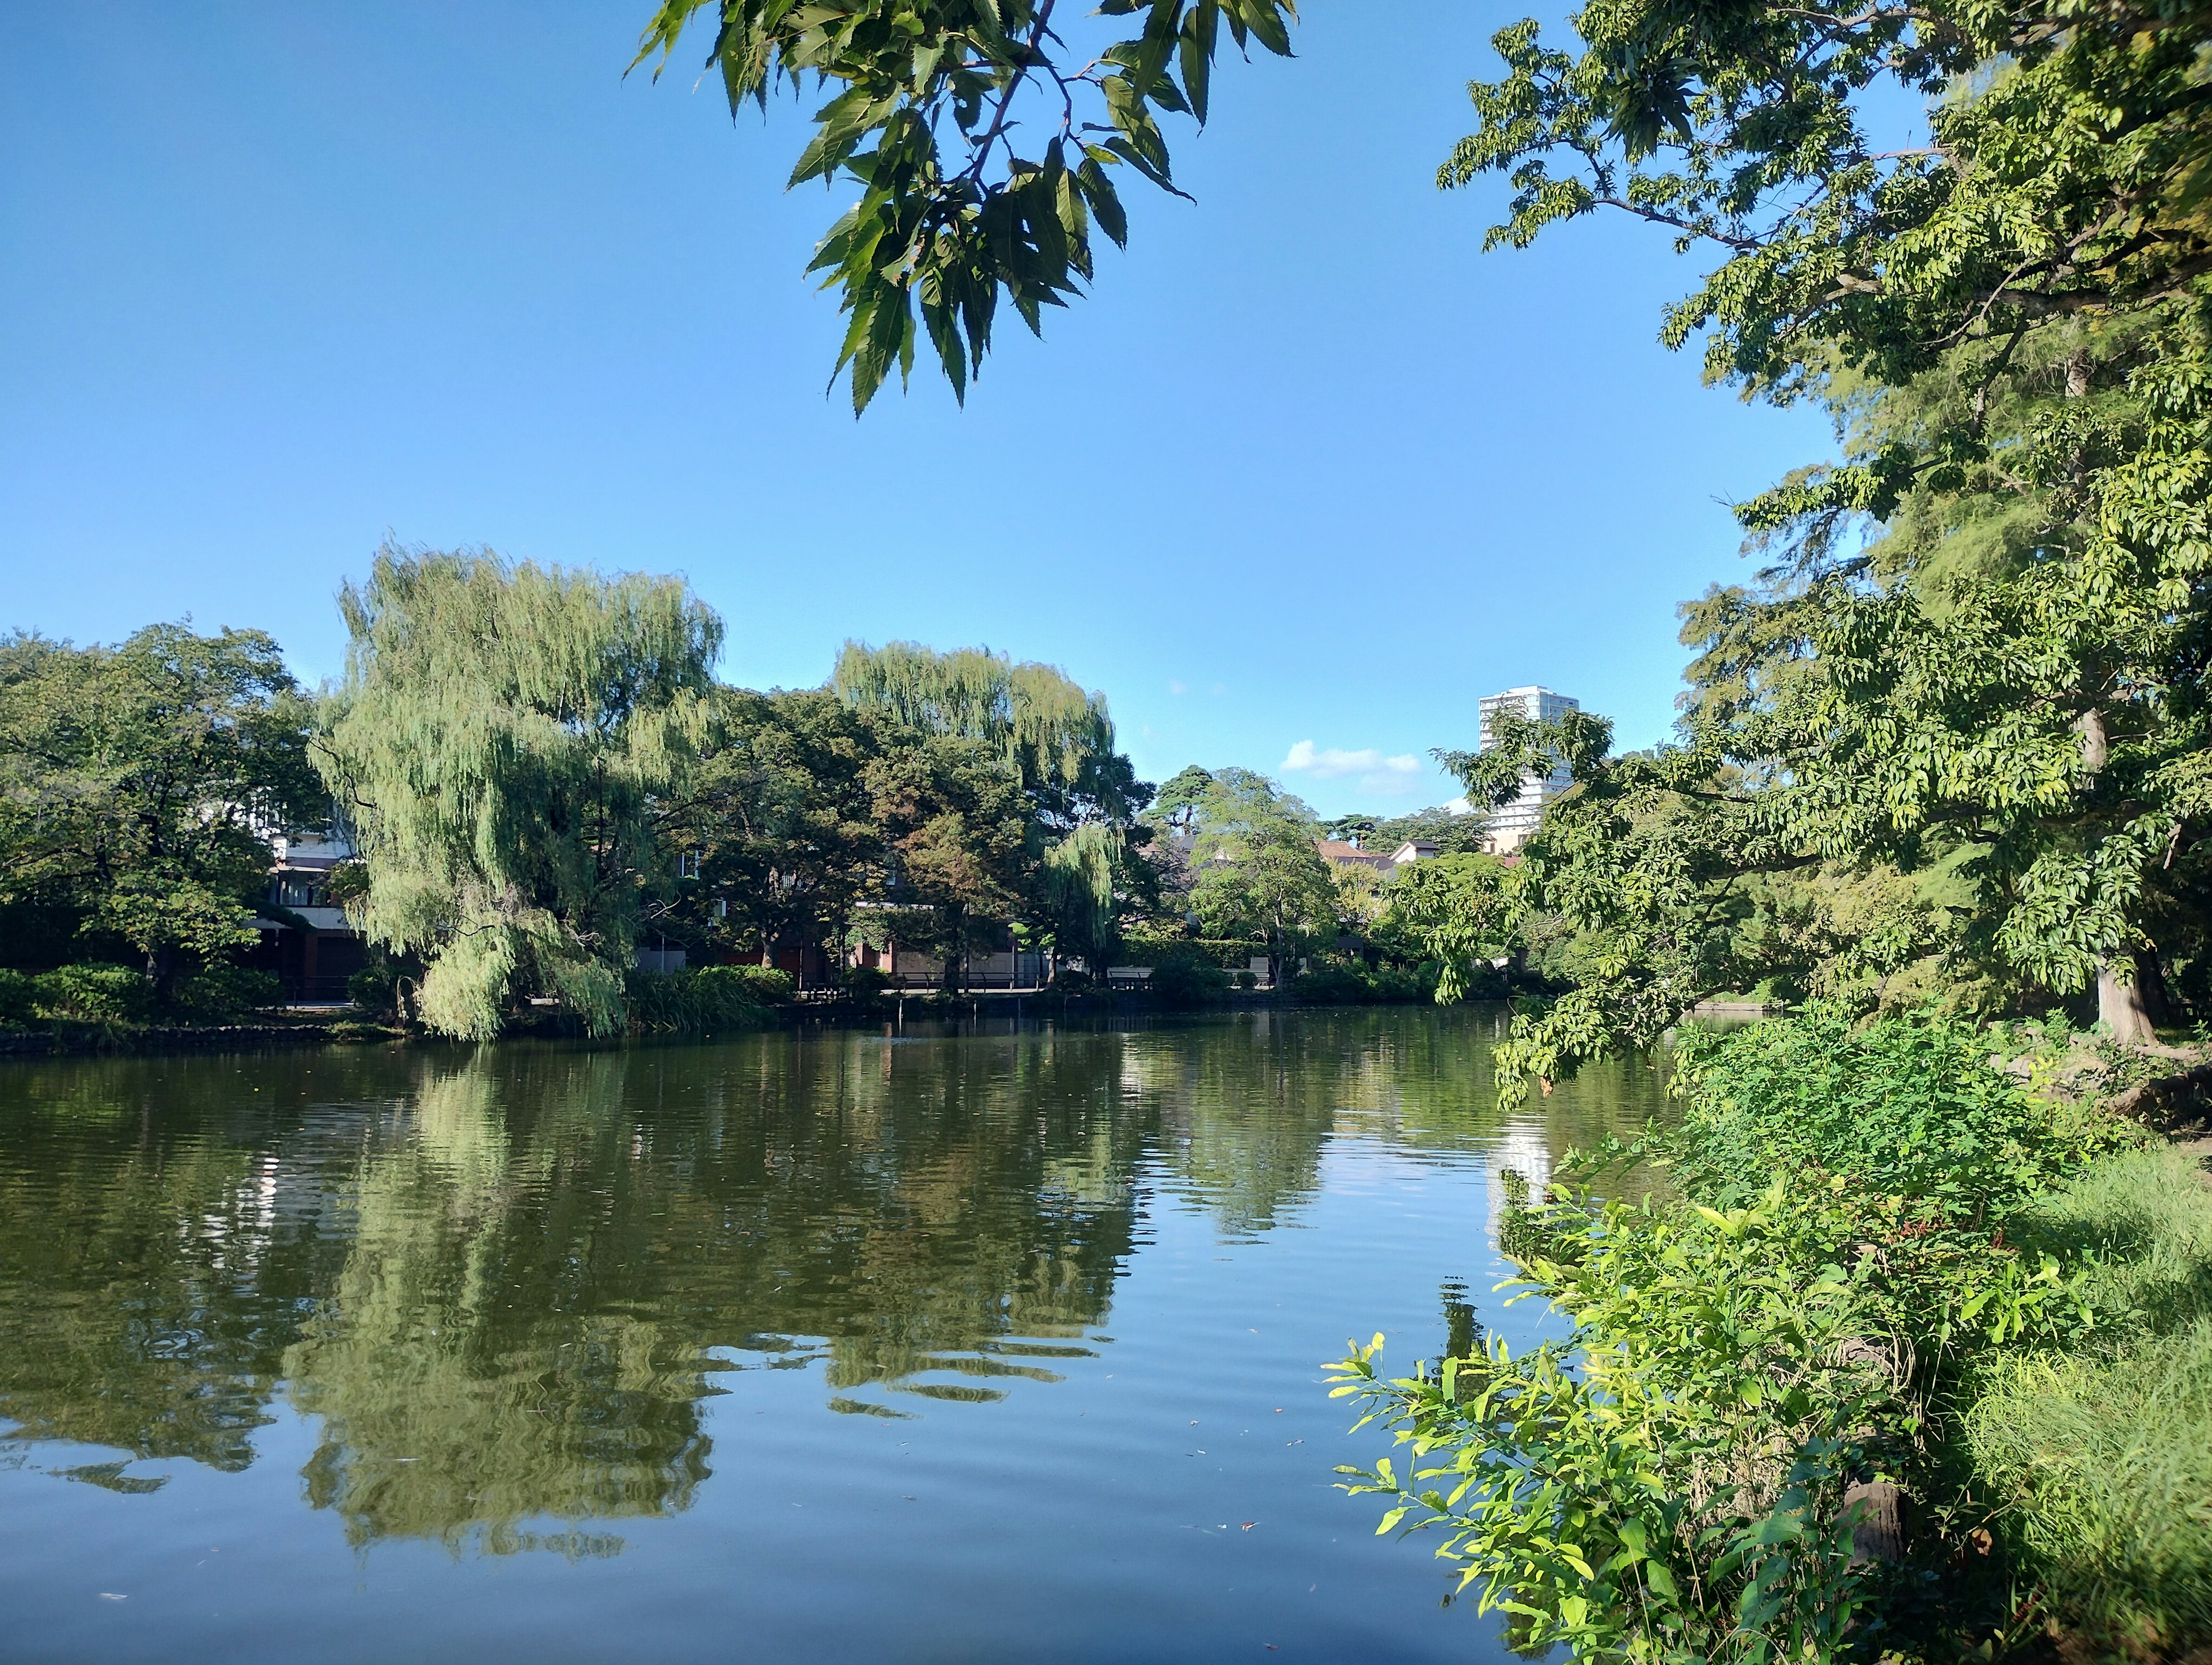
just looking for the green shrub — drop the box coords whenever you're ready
[1147,949,1228,1008]
[1331,1008,2119,1663]
[349,953,408,1019]
[0,968,36,1025]
[1233,969,1258,989]
[623,965,777,1033]
[722,964,796,1003]
[172,963,283,1021]
[1120,936,1264,970]
[840,965,893,1000]
[36,962,154,1023]
[1668,1003,2113,1218]
[1291,962,1440,1005]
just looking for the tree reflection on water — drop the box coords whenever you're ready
[0,1010,1669,1552]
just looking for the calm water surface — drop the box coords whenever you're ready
[0,1006,1669,1663]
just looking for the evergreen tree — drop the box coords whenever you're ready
[317,545,719,1040]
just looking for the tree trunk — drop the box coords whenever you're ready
[2099,953,2160,1046]
[940,905,964,996]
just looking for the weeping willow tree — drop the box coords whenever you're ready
[317,545,720,1039]
[834,641,1153,971]
[832,640,1143,826]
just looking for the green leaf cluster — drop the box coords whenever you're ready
[634,0,1294,410]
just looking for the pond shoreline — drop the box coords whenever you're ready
[0,988,1433,1057]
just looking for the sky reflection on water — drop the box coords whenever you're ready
[0,1007,1671,1664]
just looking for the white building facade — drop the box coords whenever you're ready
[1478,685,1580,852]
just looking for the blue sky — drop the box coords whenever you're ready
[0,2,1836,817]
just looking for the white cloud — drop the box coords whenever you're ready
[1445,795,1474,815]
[1281,740,1426,797]
[1168,679,1187,696]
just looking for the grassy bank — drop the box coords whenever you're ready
[1330,1007,2212,1663]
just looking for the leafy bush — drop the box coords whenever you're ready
[623,965,777,1033]
[1330,1008,2120,1663]
[35,962,154,1023]
[0,968,36,1025]
[349,953,407,1019]
[723,964,796,1003]
[840,965,894,1001]
[1233,969,1258,990]
[1669,1005,2113,1220]
[172,963,282,1020]
[1146,948,1229,1008]
[1291,962,1440,1005]
[1120,936,1265,970]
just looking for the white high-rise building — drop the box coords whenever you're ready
[1478,686,1580,851]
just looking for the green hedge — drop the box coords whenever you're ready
[1290,962,1441,1005]
[0,961,280,1026]
[623,965,786,1033]
[1119,936,1264,970]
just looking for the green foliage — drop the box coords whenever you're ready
[1117,935,1262,970]
[621,965,779,1033]
[0,625,321,991]
[1144,945,1228,1007]
[1666,1006,2109,1220]
[1164,768,1335,980]
[318,544,721,1040]
[170,964,282,1022]
[0,968,35,1024]
[1420,0,2212,1083]
[1330,1010,2124,1663]
[671,688,885,972]
[1290,962,1439,1005]
[841,964,895,1001]
[865,729,1036,989]
[0,959,278,1027]
[834,639,1153,978]
[27,963,157,1024]
[834,640,1142,822]
[1380,852,1515,1003]
[1444,1,2212,397]
[347,953,407,1021]
[634,0,1296,411]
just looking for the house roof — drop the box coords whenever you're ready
[1315,839,1394,871]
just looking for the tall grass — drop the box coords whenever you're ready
[1968,1146,2212,1658]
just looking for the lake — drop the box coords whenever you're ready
[0,1006,1669,1663]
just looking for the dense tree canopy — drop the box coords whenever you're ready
[1399,0,2212,1092]
[0,625,320,991]
[317,545,721,1040]
[1158,767,1335,982]
[665,688,887,976]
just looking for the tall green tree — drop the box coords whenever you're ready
[1176,768,1335,984]
[633,0,1296,412]
[836,639,1153,973]
[0,625,320,993]
[865,730,1036,991]
[666,688,888,981]
[1387,0,2212,1089]
[317,545,720,1040]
